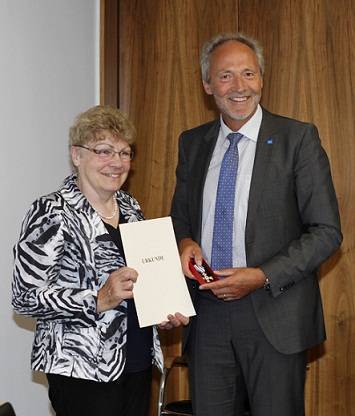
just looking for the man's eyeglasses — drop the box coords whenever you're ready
[74,144,134,162]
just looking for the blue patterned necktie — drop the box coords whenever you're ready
[211,132,243,270]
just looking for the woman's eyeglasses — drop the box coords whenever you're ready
[74,144,134,161]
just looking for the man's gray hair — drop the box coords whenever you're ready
[200,32,265,82]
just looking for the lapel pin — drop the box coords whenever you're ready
[266,138,273,144]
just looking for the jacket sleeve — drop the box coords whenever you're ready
[259,124,342,297]
[12,197,98,326]
[171,133,193,242]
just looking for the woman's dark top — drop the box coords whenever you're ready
[104,214,153,373]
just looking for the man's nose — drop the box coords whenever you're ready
[232,74,246,91]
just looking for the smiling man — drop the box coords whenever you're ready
[171,33,342,416]
[203,39,263,128]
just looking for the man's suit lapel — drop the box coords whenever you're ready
[246,110,279,245]
[190,120,220,243]
[188,112,280,247]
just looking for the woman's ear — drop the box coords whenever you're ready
[71,146,81,168]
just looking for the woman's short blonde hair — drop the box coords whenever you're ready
[69,105,136,146]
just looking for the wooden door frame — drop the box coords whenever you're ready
[100,0,119,106]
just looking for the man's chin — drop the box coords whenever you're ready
[229,105,259,122]
[232,113,251,121]
[225,110,254,122]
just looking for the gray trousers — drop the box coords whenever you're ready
[188,294,307,416]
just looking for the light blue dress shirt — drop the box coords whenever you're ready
[201,105,263,268]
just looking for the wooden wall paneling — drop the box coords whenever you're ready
[119,0,182,219]
[311,2,355,415]
[303,2,354,414]
[101,0,354,414]
[117,1,241,413]
[118,3,182,411]
[100,0,119,106]
[238,1,355,415]
[118,0,240,219]
[117,2,241,412]
[237,0,306,118]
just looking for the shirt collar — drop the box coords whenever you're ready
[220,104,263,143]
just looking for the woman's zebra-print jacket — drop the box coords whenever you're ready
[12,174,163,382]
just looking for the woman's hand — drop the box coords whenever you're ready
[97,267,138,313]
[158,312,190,330]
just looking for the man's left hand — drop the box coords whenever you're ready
[199,267,266,301]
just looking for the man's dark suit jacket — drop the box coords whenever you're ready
[171,108,342,355]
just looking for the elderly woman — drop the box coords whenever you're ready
[12,105,187,416]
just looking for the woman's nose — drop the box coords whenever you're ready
[108,153,124,166]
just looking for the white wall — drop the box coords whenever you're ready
[0,1,99,415]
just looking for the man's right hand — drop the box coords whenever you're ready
[178,238,203,278]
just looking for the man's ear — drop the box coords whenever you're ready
[203,80,213,95]
[71,146,81,168]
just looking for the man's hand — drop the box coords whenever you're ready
[178,238,203,278]
[179,238,202,280]
[158,312,190,330]
[97,267,138,313]
[199,267,266,301]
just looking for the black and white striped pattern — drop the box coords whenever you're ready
[13,175,163,382]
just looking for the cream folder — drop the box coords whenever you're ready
[119,216,196,327]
